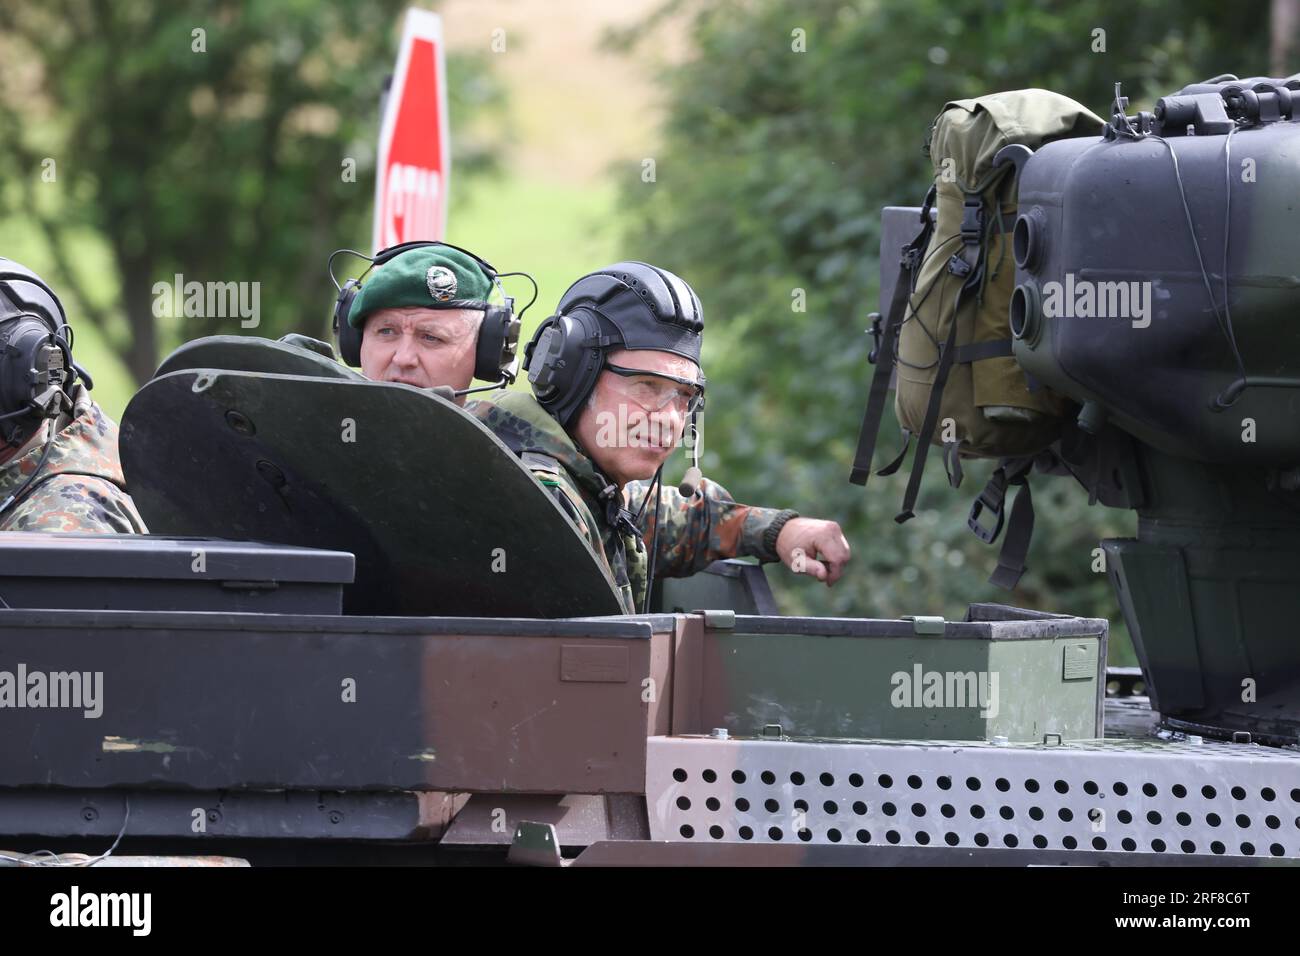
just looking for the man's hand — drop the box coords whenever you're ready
[775,518,851,586]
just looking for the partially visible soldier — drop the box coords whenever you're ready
[471,261,851,613]
[0,259,147,533]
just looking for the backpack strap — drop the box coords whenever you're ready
[968,456,1037,590]
[894,230,986,523]
[989,474,1035,590]
[942,440,964,489]
[875,429,912,477]
[849,191,936,486]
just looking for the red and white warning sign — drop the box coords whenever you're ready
[373,8,450,251]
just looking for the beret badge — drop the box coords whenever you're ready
[426,265,458,302]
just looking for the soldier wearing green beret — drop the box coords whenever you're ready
[345,245,501,405]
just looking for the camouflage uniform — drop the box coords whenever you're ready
[0,384,147,534]
[470,391,796,613]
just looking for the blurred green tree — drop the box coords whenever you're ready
[616,0,1272,654]
[0,1,503,382]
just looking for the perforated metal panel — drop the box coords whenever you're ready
[647,735,1300,859]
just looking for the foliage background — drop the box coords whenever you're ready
[613,0,1272,661]
[0,0,1284,662]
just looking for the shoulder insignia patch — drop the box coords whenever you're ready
[521,451,562,477]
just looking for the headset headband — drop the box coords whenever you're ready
[328,241,535,385]
[371,240,499,278]
[328,241,504,299]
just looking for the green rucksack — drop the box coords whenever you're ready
[851,89,1103,587]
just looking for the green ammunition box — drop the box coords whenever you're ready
[674,603,1106,743]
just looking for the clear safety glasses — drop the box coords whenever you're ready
[602,363,706,414]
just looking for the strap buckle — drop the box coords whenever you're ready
[967,469,1008,544]
[959,197,984,244]
[901,243,923,272]
[867,312,883,364]
[610,506,640,539]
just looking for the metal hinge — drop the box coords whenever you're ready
[902,615,945,635]
[701,609,735,629]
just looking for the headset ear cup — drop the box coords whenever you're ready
[0,263,77,406]
[523,317,560,400]
[522,315,553,378]
[502,314,521,381]
[338,320,363,368]
[524,312,606,429]
[332,282,364,367]
[561,313,607,428]
[0,317,71,447]
[475,305,519,383]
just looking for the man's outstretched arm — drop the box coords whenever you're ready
[628,476,850,584]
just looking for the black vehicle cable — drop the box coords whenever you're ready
[1151,133,1250,403]
[1212,124,1248,408]
[637,464,665,615]
[495,270,539,320]
[0,796,129,867]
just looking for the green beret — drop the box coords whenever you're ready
[348,246,495,328]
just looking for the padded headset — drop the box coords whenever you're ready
[329,240,522,386]
[0,259,87,450]
[523,261,704,429]
[524,311,614,430]
[526,263,708,613]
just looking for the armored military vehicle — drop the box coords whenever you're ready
[1,74,1298,867]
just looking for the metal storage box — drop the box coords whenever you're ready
[672,604,1107,743]
[0,608,676,794]
[0,533,353,614]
